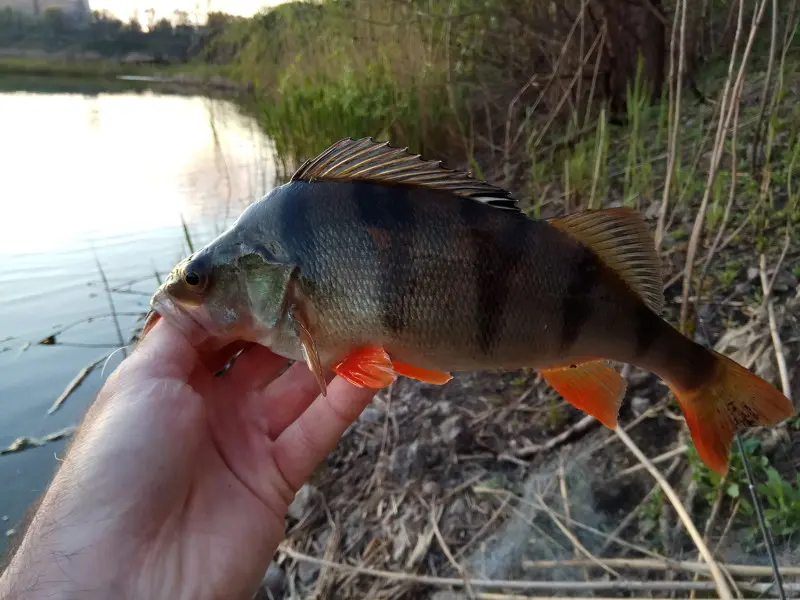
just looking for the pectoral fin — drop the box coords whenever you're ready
[540,360,627,429]
[289,307,328,397]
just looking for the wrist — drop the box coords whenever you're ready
[0,516,129,600]
[0,458,143,599]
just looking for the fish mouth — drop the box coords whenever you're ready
[139,309,161,341]
[139,290,212,347]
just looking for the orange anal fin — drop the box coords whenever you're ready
[540,361,627,430]
[334,346,397,389]
[669,350,794,475]
[391,360,452,385]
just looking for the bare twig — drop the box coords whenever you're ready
[523,557,800,578]
[277,546,800,594]
[511,414,598,458]
[759,243,792,400]
[679,0,768,332]
[598,457,682,555]
[655,0,686,250]
[588,106,606,209]
[0,426,77,455]
[585,396,670,455]
[94,254,128,359]
[47,353,112,415]
[613,427,732,599]
[532,492,620,578]
[469,595,657,600]
[606,444,688,480]
[680,465,736,600]
[736,434,786,600]
[474,486,669,561]
[454,496,510,561]
[750,0,779,172]
[27,313,144,346]
[511,0,591,154]
[698,79,743,287]
[431,503,476,599]
[714,498,741,555]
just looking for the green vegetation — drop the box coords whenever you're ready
[195,0,800,553]
[206,1,800,238]
[5,0,800,586]
[203,0,800,569]
[0,55,160,78]
[688,438,800,550]
[0,6,243,80]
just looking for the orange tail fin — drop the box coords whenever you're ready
[668,350,794,475]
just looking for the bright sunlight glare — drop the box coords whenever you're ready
[89,0,285,23]
[0,90,271,256]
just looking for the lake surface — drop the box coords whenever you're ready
[0,78,278,552]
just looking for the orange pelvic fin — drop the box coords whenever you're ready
[540,360,627,429]
[668,350,794,475]
[334,346,397,389]
[391,360,453,385]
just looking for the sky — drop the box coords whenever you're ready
[89,0,286,23]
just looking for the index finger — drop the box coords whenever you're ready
[270,377,377,492]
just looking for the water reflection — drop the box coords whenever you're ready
[0,80,276,545]
[0,90,273,254]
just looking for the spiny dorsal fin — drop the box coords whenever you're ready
[290,137,521,212]
[548,207,664,313]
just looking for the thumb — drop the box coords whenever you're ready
[128,317,200,379]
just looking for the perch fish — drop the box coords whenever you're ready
[141,137,794,475]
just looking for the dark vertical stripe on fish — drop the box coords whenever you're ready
[633,302,661,359]
[460,199,528,356]
[352,182,417,334]
[277,184,314,267]
[560,245,600,352]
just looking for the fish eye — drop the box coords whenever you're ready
[184,270,202,287]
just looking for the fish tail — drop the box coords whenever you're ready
[546,206,793,474]
[664,348,793,475]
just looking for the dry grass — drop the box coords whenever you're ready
[246,2,800,598]
[8,2,800,599]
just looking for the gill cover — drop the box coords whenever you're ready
[239,254,296,329]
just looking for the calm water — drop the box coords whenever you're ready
[0,79,277,551]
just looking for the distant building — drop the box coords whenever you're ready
[0,0,91,24]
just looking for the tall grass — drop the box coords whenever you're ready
[221,0,797,526]
[254,63,456,171]
[215,1,797,202]
[210,0,799,262]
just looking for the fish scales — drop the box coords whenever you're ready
[142,136,794,476]
[267,180,668,374]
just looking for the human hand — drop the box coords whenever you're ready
[0,319,377,600]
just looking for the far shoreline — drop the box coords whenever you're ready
[0,53,251,94]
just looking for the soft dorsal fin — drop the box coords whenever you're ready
[290,137,521,212]
[548,207,664,313]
